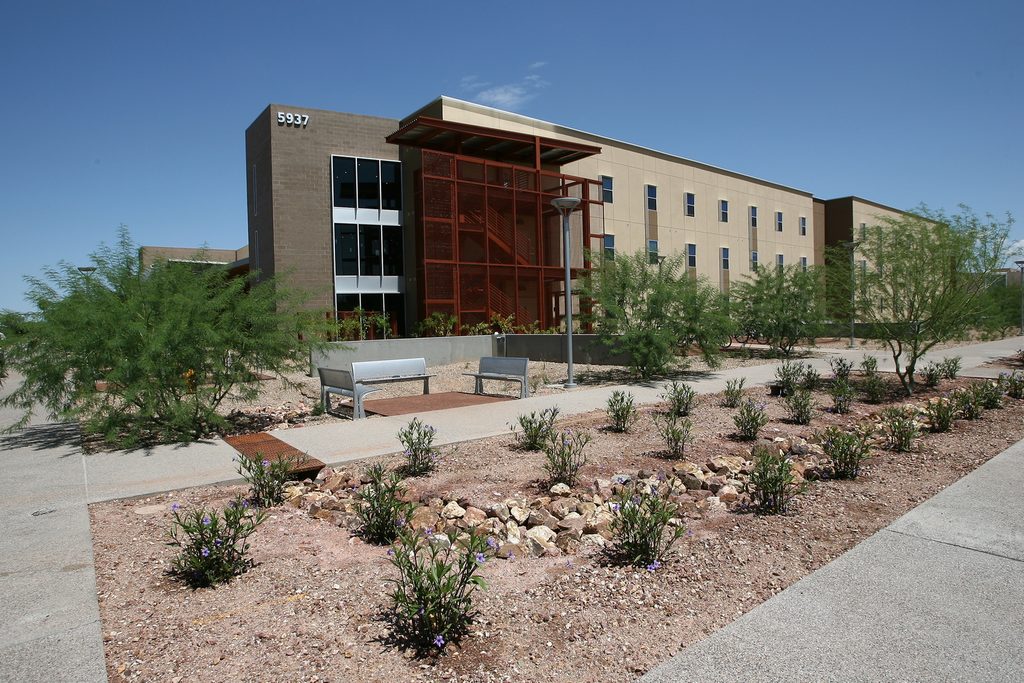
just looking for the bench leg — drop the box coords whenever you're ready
[475,377,483,395]
[520,379,528,399]
[423,378,430,395]
[354,394,364,420]
[321,388,330,413]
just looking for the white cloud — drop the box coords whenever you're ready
[460,63,550,111]
[476,84,533,109]
[528,61,547,70]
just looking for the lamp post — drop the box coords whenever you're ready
[1015,260,1024,336]
[846,240,857,349]
[551,196,582,388]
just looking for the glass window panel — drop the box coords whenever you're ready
[687,243,697,268]
[357,159,380,209]
[685,192,695,217]
[359,225,382,276]
[382,227,403,276]
[332,156,356,208]
[380,161,401,211]
[646,185,657,211]
[334,224,357,275]
[720,200,729,222]
[601,176,613,203]
[750,206,758,227]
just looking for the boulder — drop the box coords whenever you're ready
[460,506,488,527]
[509,504,531,524]
[490,502,511,522]
[440,501,466,520]
[546,498,576,520]
[495,543,525,560]
[408,506,440,532]
[549,483,572,497]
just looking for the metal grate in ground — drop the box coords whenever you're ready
[223,432,325,477]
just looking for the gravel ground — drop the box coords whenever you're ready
[92,375,1024,682]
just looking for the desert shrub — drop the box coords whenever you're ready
[236,453,296,508]
[800,366,821,391]
[734,399,769,441]
[722,377,746,408]
[925,397,956,433]
[861,373,887,404]
[828,356,853,382]
[387,528,489,652]
[971,380,1003,409]
[1003,372,1024,400]
[920,362,942,388]
[168,497,267,588]
[784,389,814,425]
[662,380,697,417]
[748,444,799,514]
[357,463,414,545]
[512,406,559,451]
[939,356,962,380]
[879,406,918,452]
[819,426,872,479]
[416,311,457,337]
[606,390,638,433]
[775,361,803,396]
[729,263,826,356]
[830,379,854,414]
[860,355,878,376]
[609,483,686,569]
[954,387,983,420]
[399,418,439,476]
[655,413,694,459]
[543,429,591,486]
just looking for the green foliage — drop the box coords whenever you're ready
[580,250,732,380]
[236,454,296,508]
[939,356,962,380]
[542,429,591,486]
[785,389,815,425]
[800,366,821,391]
[168,497,266,588]
[606,390,638,433]
[861,373,888,404]
[609,483,686,569]
[748,444,799,514]
[661,380,697,417]
[828,356,853,381]
[722,377,746,408]
[357,463,414,545]
[398,418,439,476]
[860,355,878,376]
[954,386,983,420]
[819,426,872,479]
[417,311,457,337]
[512,406,559,450]
[879,406,919,452]
[920,362,942,388]
[1002,371,1024,400]
[925,397,956,433]
[971,380,1004,409]
[730,264,827,356]
[830,379,854,414]
[387,528,489,652]
[655,413,694,458]
[0,228,322,446]
[734,399,769,441]
[775,361,803,396]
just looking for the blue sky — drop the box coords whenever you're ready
[1,0,1021,311]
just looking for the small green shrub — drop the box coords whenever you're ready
[609,483,686,569]
[399,418,439,476]
[860,355,878,376]
[819,426,871,479]
[662,380,697,417]
[543,428,591,486]
[879,406,918,452]
[734,399,769,441]
[722,377,746,408]
[800,367,821,391]
[939,356,962,380]
[168,497,267,588]
[512,406,559,450]
[830,379,854,414]
[357,463,414,545]
[925,397,956,433]
[236,453,298,508]
[655,413,694,458]
[971,380,1003,409]
[387,528,489,652]
[748,444,799,514]
[954,387,983,420]
[1002,372,1024,400]
[828,356,853,382]
[606,390,638,433]
[920,362,942,388]
[775,361,803,396]
[862,373,887,404]
[785,389,814,425]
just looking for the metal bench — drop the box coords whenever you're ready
[463,356,530,399]
[318,367,382,420]
[319,358,434,419]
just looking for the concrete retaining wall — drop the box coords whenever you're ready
[311,335,495,372]
[502,334,631,366]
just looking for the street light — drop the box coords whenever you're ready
[1015,260,1024,336]
[551,196,582,388]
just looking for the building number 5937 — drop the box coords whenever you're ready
[277,112,309,127]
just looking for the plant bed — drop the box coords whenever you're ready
[91,377,1023,682]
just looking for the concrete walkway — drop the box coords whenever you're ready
[1,335,1022,682]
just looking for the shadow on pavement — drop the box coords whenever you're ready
[0,422,82,455]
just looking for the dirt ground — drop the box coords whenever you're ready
[91,374,1024,683]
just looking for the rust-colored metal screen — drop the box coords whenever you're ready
[223,433,324,478]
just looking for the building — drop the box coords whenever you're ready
[244,97,909,335]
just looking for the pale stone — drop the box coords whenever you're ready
[441,501,466,520]
[524,525,556,544]
[549,483,571,496]
[509,505,530,524]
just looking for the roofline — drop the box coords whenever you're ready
[418,96,814,198]
[822,195,915,217]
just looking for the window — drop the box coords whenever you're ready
[601,176,613,203]
[775,211,784,232]
[776,253,784,271]
[749,206,758,228]
[334,224,358,275]
[721,247,730,271]
[603,234,615,260]
[799,216,807,236]
[382,226,404,275]
[751,250,759,271]
[648,239,659,264]
[357,159,380,209]
[800,256,808,272]
[646,185,657,211]
[686,243,697,269]
[859,222,867,241]
[719,199,729,222]
[333,155,401,212]
[332,156,356,208]
[380,161,401,211]
[685,192,695,217]
[360,225,382,276]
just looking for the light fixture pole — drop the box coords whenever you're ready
[847,241,857,349]
[551,196,582,388]
[1015,260,1024,336]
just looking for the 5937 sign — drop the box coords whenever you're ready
[277,111,309,127]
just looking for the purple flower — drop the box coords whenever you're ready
[387,548,395,556]
[202,516,211,526]
[262,459,271,467]
[424,528,434,537]
[486,537,498,550]
[201,547,210,557]
[242,500,250,509]
[396,517,406,528]
[433,634,445,648]
[646,560,661,572]
[611,503,621,513]
[474,552,486,565]
[214,539,222,547]
[170,502,181,512]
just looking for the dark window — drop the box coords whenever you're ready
[749,206,758,228]
[751,250,759,271]
[775,211,784,232]
[334,224,357,275]
[361,292,384,314]
[360,225,382,276]
[687,243,697,269]
[646,185,657,211]
[685,192,695,217]
[357,159,380,209]
[336,293,359,313]
[385,293,405,336]
[859,223,867,240]
[720,199,729,222]
[800,256,808,272]
[332,157,356,208]
[776,253,785,271]
[721,247,730,270]
[603,234,615,260]
[648,239,659,264]
[382,226,403,276]
[799,216,807,236]
[601,176,613,203]
[381,161,401,211]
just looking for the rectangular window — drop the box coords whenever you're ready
[686,243,697,269]
[382,226,403,275]
[334,224,358,275]
[749,206,758,228]
[721,247,730,270]
[800,256,808,272]
[859,222,867,241]
[776,253,784,271]
[775,211,784,232]
[646,185,657,211]
[601,176,614,203]
[357,159,380,209]
[603,234,615,260]
[685,192,695,217]
[380,161,401,211]
[720,199,729,222]
[332,156,356,208]
[751,250,758,271]
[359,225,382,276]
[799,216,807,236]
